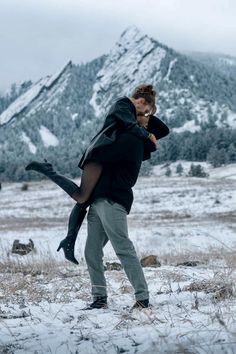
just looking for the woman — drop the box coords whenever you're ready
[25,84,168,264]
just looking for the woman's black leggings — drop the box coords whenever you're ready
[39,162,102,204]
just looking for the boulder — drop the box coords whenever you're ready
[140,255,161,267]
[104,262,122,271]
[21,183,29,191]
[11,239,35,255]
[176,261,200,267]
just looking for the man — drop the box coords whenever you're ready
[84,114,169,310]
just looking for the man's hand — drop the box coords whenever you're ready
[148,133,158,148]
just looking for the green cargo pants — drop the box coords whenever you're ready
[84,197,149,301]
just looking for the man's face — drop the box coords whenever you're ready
[136,114,150,129]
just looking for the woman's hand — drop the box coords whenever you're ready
[148,133,158,148]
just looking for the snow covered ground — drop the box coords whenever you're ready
[0,163,236,353]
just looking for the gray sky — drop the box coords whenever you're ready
[1,0,236,93]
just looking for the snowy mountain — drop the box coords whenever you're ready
[0,61,73,126]
[186,51,236,79]
[0,56,106,180]
[0,25,236,181]
[90,26,236,132]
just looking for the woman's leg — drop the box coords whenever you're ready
[25,160,80,200]
[26,159,103,264]
[72,162,103,203]
[58,162,103,264]
[57,203,87,264]
[57,161,102,265]
[25,160,102,203]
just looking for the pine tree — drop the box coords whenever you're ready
[188,164,208,177]
[176,163,183,176]
[165,166,172,177]
[227,143,236,163]
[207,146,219,167]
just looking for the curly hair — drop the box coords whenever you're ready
[131,84,157,114]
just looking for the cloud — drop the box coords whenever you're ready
[0,0,235,92]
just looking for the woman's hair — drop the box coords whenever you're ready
[132,84,157,114]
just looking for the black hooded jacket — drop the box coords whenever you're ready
[79,96,169,213]
[78,96,150,169]
[89,130,145,214]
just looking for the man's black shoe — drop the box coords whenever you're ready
[132,299,149,309]
[84,296,108,310]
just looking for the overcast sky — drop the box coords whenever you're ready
[1,0,236,93]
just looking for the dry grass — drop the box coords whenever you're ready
[183,280,234,301]
[1,246,236,307]
[0,252,91,305]
[1,252,236,354]
[156,247,236,269]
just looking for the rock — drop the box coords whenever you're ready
[11,239,35,255]
[214,199,221,204]
[21,183,29,191]
[176,261,200,267]
[140,255,161,268]
[104,262,122,271]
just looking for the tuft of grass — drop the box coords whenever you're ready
[183,280,234,300]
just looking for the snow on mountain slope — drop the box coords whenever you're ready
[173,120,200,133]
[20,132,37,154]
[0,61,72,126]
[0,77,49,126]
[164,58,178,81]
[39,125,59,148]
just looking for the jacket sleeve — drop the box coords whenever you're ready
[90,133,144,163]
[108,99,150,140]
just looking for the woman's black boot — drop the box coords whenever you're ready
[25,159,53,174]
[57,203,88,264]
[25,159,79,197]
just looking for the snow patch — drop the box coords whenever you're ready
[226,109,236,128]
[164,58,177,81]
[173,120,200,133]
[20,132,37,154]
[71,113,78,121]
[39,125,59,148]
